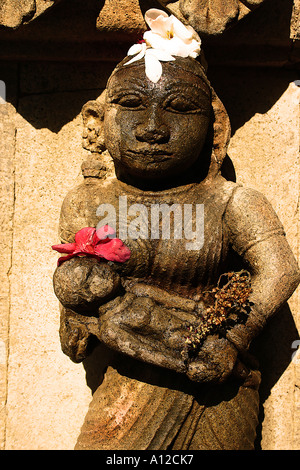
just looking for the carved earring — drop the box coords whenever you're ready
[209,89,231,176]
[82,99,106,153]
[81,92,114,180]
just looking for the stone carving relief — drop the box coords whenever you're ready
[3,0,296,41]
[0,0,61,29]
[97,0,147,35]
[160,0,269,35]
[0,0,269,36]
[291,0,300,39]
[52,9,300,450]
[96,0,269,36]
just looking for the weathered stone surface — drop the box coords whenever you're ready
[51,52,299,451]
[96,0,268,37]
[212,67,300,449]
[3,70,101,448]
[97,0,146,34]
[0,0,61,29]
[0,99,16,450]
[0,58,298,450]
[0,0,35,28]
[0,0,295,67]
[53,258,121,316]
[0,0,270,35]
[162,0,267,36]
[75,362,195,450]
[291,0,300,39]
[180,0,240,36]
[0,2,299,450]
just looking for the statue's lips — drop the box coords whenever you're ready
[124,149,173,163]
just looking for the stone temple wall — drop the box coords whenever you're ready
[0,0,299,450]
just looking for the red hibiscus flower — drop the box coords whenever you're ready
[52,225,131,266]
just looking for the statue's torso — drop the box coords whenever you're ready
[59,174,239,296]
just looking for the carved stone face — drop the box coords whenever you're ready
[103,60,211,183]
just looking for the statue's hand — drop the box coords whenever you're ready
[97,294,241,383]
[186,335,239,383]
[53,257,121,315]
[59,314,97,363]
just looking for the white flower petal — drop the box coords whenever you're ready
[144,12,201,60]
[185,39,201,57]
[145,9,170,35]
[165,37,189,57]
[127,43,144,56]
[171,15,194,42]
[125,53,144,66]
[186,25,201,44]
[144,51,163,83]
[125,43,146,65]
[150,49,175,62]
[143,31,169,51]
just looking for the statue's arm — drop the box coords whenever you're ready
[53,185,123,361]
[223,186,300,352]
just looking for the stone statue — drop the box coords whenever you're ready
[52,9,300,450]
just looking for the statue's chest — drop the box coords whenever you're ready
[111,191,229,289]
[87,179,237,289]
[146,201,227,289]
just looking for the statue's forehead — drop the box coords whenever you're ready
[107,62,211,97]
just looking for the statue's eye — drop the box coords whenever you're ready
[165,94,211,115]
[166,96,199,113]
[114,94,144,109]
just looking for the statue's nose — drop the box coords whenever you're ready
[135,109,170,144]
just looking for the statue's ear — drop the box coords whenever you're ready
[82,94,106,153]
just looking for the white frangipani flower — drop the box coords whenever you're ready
[124,9,201,83]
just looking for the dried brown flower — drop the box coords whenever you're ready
[183,270,252,359]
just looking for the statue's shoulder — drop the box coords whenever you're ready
[223,182,285,253]
[195,175,240,205]
[58,178,116,243]
[61,177,117,208]
[209,176,274,211]
[225,182,277,214]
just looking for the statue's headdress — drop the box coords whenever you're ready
[124,9,202,83]
[83,9,231,180]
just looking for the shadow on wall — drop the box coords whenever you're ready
[0,0,296,134]
[208,66,299,136]
[252,304,299,449]
[17,61,115,133]
[17,84,106,134]
[82,342,117,395]
[1,62,295,134]
[210,66,300,181]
